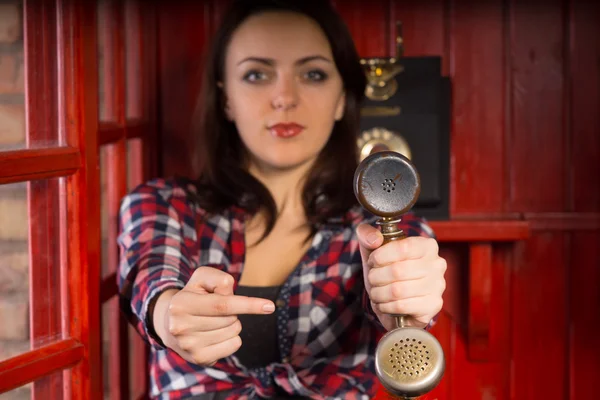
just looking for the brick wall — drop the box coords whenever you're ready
[0,1,28,399]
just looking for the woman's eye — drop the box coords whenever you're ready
[243,70,268,82]
[304,69,328,82]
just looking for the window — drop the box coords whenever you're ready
[0,1,157,399]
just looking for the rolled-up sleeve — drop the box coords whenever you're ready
[117,181,196,349]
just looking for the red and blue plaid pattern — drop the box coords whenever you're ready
[117,178,434,399]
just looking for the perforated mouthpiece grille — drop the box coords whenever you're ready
[387,338,431,378]
[376,328,443,388]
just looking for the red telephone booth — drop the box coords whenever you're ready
[0,1,598,399]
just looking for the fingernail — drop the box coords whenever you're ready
[367,232,379,245]
[263,303,275,312]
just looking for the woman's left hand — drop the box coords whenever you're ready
[356,223,446,331]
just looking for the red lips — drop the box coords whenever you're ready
[268,123,305,138]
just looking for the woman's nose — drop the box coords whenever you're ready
[271,77,298,111]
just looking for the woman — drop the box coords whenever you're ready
[117,0,446,399]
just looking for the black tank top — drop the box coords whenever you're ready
[234,285,282,369]
[189,286,310,399]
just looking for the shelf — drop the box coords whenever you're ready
[429,220,530,242]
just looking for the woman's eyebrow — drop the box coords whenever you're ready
[236,55,332,66]
[296,55,332,65]
[237,57,274,66]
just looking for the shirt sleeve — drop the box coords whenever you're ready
[362,212,440,331]
[116,180,196,349]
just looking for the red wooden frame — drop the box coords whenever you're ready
[0,0,157,398]
[28,177,64,399]
[0,0,100,397]
[0,339,84,393]
[0,148,81,185]
[58,0,102,397]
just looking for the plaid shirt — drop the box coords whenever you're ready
[117,178,435,400]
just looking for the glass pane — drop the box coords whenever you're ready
[1,0,60,149]
[100,140,150,398]
[100,143,126,279]
[97,0,126,123]
[125,0,143,120]
[0,0,25,151]
[100,140,149,398]
[0,178,63,363]
[0,181,30,362]
[127,138,143,190]
[0,369,65,399]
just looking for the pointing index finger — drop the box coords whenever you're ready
[195,294,276,316]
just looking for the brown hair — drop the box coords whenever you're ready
[190,0,366,240]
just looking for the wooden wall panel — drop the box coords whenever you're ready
[437,246,465,340]
[509,1,567,212]
[433,246,464,399]
[567,2,600,399]
[157,2,209,178]
[568,3,600,399]
[443,246,511,400]
[418,309,452,400]
[209,0,233,34]
[486,247,512,364]
[570,232,600,399]
[332,0,390,58]
[569,2,600,212]
[391,0,448,72]
[448,326,508,400]
[449,0,506,216]
[511,233,568,399]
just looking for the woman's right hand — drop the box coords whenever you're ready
[152,266,276,366]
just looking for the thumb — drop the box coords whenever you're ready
[356,223,383,269]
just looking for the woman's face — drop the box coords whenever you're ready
[222,11,345,173]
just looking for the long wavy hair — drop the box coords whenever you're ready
[190,0,366,241]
